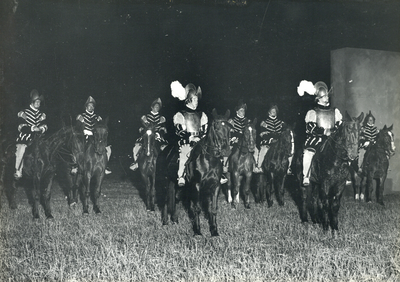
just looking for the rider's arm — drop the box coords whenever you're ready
[199,112,208,139]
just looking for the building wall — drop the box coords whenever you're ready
[331,47,400,193]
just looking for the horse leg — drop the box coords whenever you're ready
[231,173,241,209]
[143,174,151,211]
[92,173,104,214]
[376,177,384,205]
[329,184,345,234]
[191,184,202,236]
[309,183,320,224]
[208,183,220,236]
[319,183,330,232]
[150,172,156,212]
[299,184,309,223]
[243,172,252,209]
[32,177,40,219]
[276,173,286,206]
[266,173,273,208]
[42,174,54,219]
[365,173,373,203]
[82,173,91,214]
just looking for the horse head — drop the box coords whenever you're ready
[241,118,257,153]
[378,124,396,157]
[142,123,157,157]
[209,109,232,158]
[341,111,364,161]
[93,118,109,155]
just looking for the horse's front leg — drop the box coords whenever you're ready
[191,183,202,236]
[231,173,241,209]
[376,176,384,205]
[329,184,344,234]
[92,173,104,214]
[32,177,41,219]
[276,173,286,206]
[243,172,252,209]
[42,173,54,219]
[71,173,82,206]
[299,184,309,223]
[365,173,374,203]
[82,173,91,214]
[149,172,156,212]
[265,173,273,208]
[319,182,330,232]
[208,182,220,236]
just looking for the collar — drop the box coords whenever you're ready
[86,109,95,115]
[151,111,159,115]
[186,104,197,111]
[316,103,331,110]
[269,115,277,119]
[30,104,39,111]
[236,113,245,119]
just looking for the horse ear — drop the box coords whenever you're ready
[356,112,364,124]
[344,111,352,121]
[383,125,387,130]
[225,109,230,119]
[388,124,393,131]
[212,108,217,119]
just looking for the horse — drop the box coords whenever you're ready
[158,109,232,236]
[255,124,294,207]
[296,111,363,233]
[137,123,159,211]
[358,125,395,205]
[81,118,109,214]
[227,118,257,209]
[0,131,18,210]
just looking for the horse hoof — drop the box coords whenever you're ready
[46,215,54,220]
[83,212,89,216]
[211,231,219,237]
[245,204,250,209]
[378,201,385,206]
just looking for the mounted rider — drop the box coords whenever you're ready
[129,97,168,171]
[14,89,48,179]
[224,99,251,173]
[298,80,343,186]
[358,110,378,174]
[253,104,294,174]
[75,96,112,174]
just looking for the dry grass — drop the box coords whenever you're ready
[0,170,399,281]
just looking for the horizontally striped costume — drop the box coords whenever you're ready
[16,105,48,144]
[80,110,102,136]
[259,116,283,146]
[228,114,250,145]
[141,111,167,136]
[359,123,378,148]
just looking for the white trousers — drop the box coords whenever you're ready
[178,144,192,178]
[15,144,27,174]
[302,149,315,178]
[254,145,269,167]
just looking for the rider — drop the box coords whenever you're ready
[75,96,112,174]
[14,89,48,179]
[129,98,168,171]
[253,104,284,173]
[224,99,251,172]
[302,81,343,186]
[358,110,378,174]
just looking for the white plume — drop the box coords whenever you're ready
[170,81,187,101]
[297,80,316,96]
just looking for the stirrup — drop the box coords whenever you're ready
[303,177,310,186]
[14,171,22,180]
[129,163,138,171]
[105,167,112,175]
[220,174,228,185]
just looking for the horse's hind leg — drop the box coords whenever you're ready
[365,174,373,203]
[265,174,273,208]
[42,174,54,219]
[149,174,156,211]
[82,174,91,214]
[276,174,286,206]
[243,173,252,209]
[208,183,220,236]
[190,185,202,236]
[92,176,104,214]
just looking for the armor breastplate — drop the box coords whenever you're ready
[315,108,335,129]
[183,111,201,133]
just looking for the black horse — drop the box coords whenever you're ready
[137,123,159,211]
[227,118,257,209]
[358,125,395,205]
[255,124,293,207]
[81,119,109,214]
[158,109,232,236]
[297,112,363,233]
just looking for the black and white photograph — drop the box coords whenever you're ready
[0,0,399,281]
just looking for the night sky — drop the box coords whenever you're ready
[1,0,399,156]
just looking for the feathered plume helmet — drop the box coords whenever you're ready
[151,98,162,109]
[170,81,202,103]
[364,110,375,126]
[297,80,332,100]
[235,99,247,111]
[30,89,44,103]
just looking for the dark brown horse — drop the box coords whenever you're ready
[158,109,232,236]
[297,112,363,233]
[256,124,293,207]
[227,118,257,209]
[358,125,395,205]
[137,123,159,211]
[81,119,109,214]
[0,130,18,210]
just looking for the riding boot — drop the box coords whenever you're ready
[287,155,294,175]
[302,149,315,186]
[129,143,142,171]
[177,144,191,187]
[15,144,27,179]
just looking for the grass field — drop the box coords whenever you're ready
[0,163,399,282]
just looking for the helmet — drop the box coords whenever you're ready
[151,98,162,109]
[85,96,96,108]
[314,81,329,100]
[185,83,202,103]
[30,89,43,103]
[235,99,247,111]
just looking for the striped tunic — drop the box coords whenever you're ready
[141,111,166,134]
[360,123,378,147]
[16,105,47,144]
[259,116,283,146]
[80,110,101,135]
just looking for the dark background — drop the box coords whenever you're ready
[1,0,399,157]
